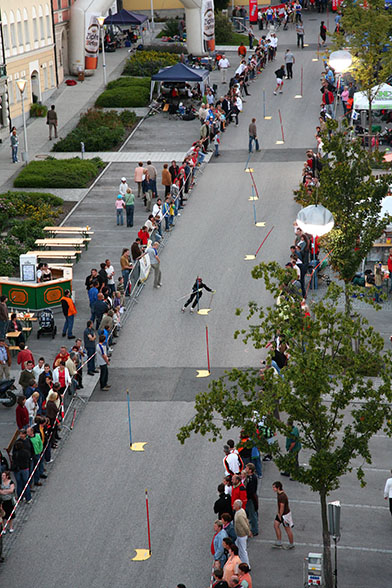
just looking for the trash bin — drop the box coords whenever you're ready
[77,66,85,82]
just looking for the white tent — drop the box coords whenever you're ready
[353,83,392,111]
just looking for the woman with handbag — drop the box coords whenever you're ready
[0,471,16,532]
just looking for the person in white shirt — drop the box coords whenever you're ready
[218,54,230,84]
[235,61,246,76]
[25,392,40,425]
[33,358,45,381]
[119,177,128,196]
[384,470,392,516]
[105,259,115,295]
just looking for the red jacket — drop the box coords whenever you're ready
[388,255,392,274]
[17,349,34,370]
[16,404,29,429]
[231,482,247,509]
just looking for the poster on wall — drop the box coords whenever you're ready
[85,13,100,70]
[202,0,215,53]
[249,0,258,24]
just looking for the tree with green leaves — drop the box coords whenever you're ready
[178,263,392,588]
[295,122,391,313]
[333,0,392,149]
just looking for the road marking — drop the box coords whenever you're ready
[260,497,386,510]
[253,538,392,554]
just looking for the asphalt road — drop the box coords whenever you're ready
[1,14,392,588]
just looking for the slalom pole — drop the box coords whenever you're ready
[255,225,275,256]
[278,109,285,143]
[145,489,152,556]
[249,170,260,199]
[126,390,133,447]
[305,249,334,298]
[253,199,257,224]
[206,326,211,373]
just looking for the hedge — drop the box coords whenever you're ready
[123,50,178,77]
[30,103,48,117]
[148,43,187,54]
[95,86,150,108]
[14,157,105,188]
[0,191,63,276]
[52,109,137,152]
[106,76,151,91]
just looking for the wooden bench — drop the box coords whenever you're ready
[43,226,94,237]
[22,327,32,339]
[8,345,20,356]
[163,103,170,112]
[26,250,81,262]
[35,238,91,250]
[372,243,391,248]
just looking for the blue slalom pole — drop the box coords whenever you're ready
[127,390,133,447]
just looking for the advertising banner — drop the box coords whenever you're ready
[249,0,258,24]
[139,254,151,283]
[85,13,100,70]
[202,0,215,53]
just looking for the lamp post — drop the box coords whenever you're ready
[97,16,107,87]
[329,50,352,119]
[150,0,155,32]
[16,79,28,163]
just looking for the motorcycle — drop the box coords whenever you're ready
[0,378,17,407]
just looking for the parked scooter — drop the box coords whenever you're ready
[0,379,17,407]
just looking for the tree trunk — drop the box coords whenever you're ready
[320,489,333,588]
[344,283,351,317]
[368,102,373,154]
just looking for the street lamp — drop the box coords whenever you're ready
[16,79,28,163]
[97,16,107,86]
[328,50,352,74]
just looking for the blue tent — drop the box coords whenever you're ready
[104,9,148,26]
[151,63,209,83]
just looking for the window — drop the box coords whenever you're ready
[49,63,54,87]
[32,7,38,43]
[24,9,30,46]
[39,5,44,41]
[9,11,16,48]
[2,13,10,52]
[43,66,48,90]
[45,5,52,41]
[17,10,23,48]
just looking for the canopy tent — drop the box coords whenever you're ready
[353,83,392,111]
[150,63,210,100]
[103,9,148,26]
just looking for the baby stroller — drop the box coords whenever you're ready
[37,308,57,339]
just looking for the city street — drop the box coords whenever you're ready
[1,13,391,588]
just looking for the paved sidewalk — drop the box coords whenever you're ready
[0,47,133,193]
[43,151,201,162]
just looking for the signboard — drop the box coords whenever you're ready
[85,13,100,70]
[139,254,151,283]
[202,0,215,53]
[249,0,258,23]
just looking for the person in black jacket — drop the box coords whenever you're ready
[181,277,215,313]
[214,483,233,518]
[12,437,33,502]
[245,463,259,535]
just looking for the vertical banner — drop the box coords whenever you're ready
[249,0,258,24]
[139,254,151,282]
[85,13,100,70]
[202,0,215,53]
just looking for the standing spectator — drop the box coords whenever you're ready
[118,176,128,196]
[27,426,45,487]
[105,259,115,295]
[146,161,158,198]
[0,295,8,340]
[32,357,45,381]
[84,320,97,376]
[296,20,305,49]
[0,338,11,379]
[15,396,29,429]
[233,499,251,566]
[212,568,229,588]
[0,471,16,532]
[52,361,71,395]
[320,21,327,46]
[18,360,35,391]
[96,334,110,391]
[85,268,103,292]
[222,542,241,584]
[11,440,32,503]
[53,345,69,368]
[131,238,143,262]
[237,43,247,59]
[244,463,259,536]
[322,86,335,119]
[248,118,260,153]
[138,226,150,246]
[214,483,233,518]
[272,481,295,548]
[46,104,58,140]
[212,520,228,569]
[115,194,125,226]
[383,469,392,516]
[162,164,172,197]
[120,248,133,296]
[219,54,230,84]
[146,242,162,289]
[93,294,109,330]
[169,160,179,183]
[98,263,109,289]
[214,132,221,157]
[280,418,301,478]
[61,289,77,340]
[284,49,295,79]
[340,85,349,115]
[25,392,40,425]
[237,563,252,587]
[273,65,286,95]
[88,281,99,321]
[231,475,247,509]
[222,513,237,543]
[134,162,145,198]
[10,128,19,163]
[124,188,135,227]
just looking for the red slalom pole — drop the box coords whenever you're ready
[145,489,152,555]
[249,170,260,200]
[278,109,285,143]
[206,326,211,373]
[255,225,275,257]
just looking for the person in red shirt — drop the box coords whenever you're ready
[53,346,70,369]
[238,42,247,58]
[137,226,149,246]
[231,474,247,509]
[387,249,392,293]
[15,395,29,429]
[17,342,34,370]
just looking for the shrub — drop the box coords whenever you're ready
[95,86,150,108]
[160,18,182,38]
[30,103,48,117]
[106,77,151,90]
[119,110,138,126]
[14,157,105,188]
[215,12,248,45]
[123,50,178,77]
[53,108,136,152]
[0,191,63,276]
[148,43,187,54]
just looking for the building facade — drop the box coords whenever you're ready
[0,0,56,126]
[52,0,76,85]
[0,10,9,133]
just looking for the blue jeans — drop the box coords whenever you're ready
[252,456,262,477]
[62,314,74,337]
[32,453,44,484]
[87,347,95,373]
[116,209,124,225]
[90,303,96,322]
[150,178,157,196]
[375,285,382,303]
[249,135,260,153]
[15,468,31,501]
[122,269,130,296]
[125,205,134,227]
[214,144,219,156]
[0,320,7,339]
[12,145,18,162]
[246,499,259,535]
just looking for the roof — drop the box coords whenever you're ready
[104,9,148,26]
[151,63,210,82]
[353,83,392,111]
